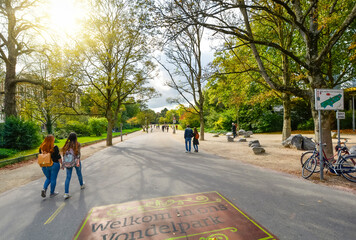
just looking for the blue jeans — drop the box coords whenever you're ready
[185,138,192,152]
[193,144,198,151]
[65,162,84,194]
[42,162,60,194]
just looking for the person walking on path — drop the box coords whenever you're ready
[232,123,237,138]
[39,135,62,198]
[62,132,85,199]
[184,125,194,153]
[193,127,199,152]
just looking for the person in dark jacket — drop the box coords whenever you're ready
[184,125,194,153]
[193,127,199,152]
[232,123,237,138]
[39,135,62,198]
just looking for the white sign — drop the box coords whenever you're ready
[315,89,344,110]
[337,111,345,119]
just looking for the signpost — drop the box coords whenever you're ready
[314,89,344,180]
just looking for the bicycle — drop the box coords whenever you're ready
[300,139,349,167]
[302,141,356,182]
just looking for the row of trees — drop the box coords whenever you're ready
[0,0,159,146]
[151,0,356,156]
[0,0,355,157]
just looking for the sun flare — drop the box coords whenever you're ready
[47,0,88,36]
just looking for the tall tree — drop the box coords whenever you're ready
[156,1,208,140]
[18,48,82,134]
[0,0,45,118]
[79,0,157,146]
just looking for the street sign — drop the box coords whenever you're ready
[315,89,344,110]
[337,111,345,119]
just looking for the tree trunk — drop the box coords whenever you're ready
[4,76,17,117]
[4,4,18,118]
[282,94,291,141]
[199,111,204,140]
[106,110,114,146]
[46,112,53,134]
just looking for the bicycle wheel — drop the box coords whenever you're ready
[339,156,356,183]
[302,156,317,179]
[300,150,314,166]
[301,151,321,173]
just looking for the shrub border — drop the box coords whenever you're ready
[0,131,138,168]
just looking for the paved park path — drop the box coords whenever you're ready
[0,130,355,239]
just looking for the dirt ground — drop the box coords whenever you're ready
[1,130,355,195]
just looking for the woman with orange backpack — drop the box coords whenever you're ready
[39,135,62,198]
[193,127,199,152]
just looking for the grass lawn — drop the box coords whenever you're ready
[0,128,141,161]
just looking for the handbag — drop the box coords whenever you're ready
[37,152,53,167]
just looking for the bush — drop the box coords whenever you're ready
[54,129,69,139]
[297,118,314,130]
[1,116,42,150]
[88,117,108,136]
[253,111,283,133]
[0,123,4,147]
[62,121,91,137]
[0,148,18,159]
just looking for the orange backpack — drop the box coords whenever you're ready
[195,133,199,139]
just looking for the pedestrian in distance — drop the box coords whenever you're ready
[39,135,62,198]
[232,123,237,138]
[184,125,194,153]
[193,127,199,152]
[62,132,85,199]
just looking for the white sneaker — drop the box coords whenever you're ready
[80,183,86,189]
[64,193,71,199]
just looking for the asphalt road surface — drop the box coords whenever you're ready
[0,131,355,240]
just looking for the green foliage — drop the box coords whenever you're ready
[297,118,314,130]
[253,112,283,133]
[290,98,312,130]
[1,116,42,150]
[88,117,108,136]
[206,109,234,131]
[180,111,200,129]
[0,123,3,147]
[0,148,18,159]
[339,110,354,130]
[61,120,91,137]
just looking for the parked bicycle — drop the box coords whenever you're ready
[301,140,356,182]
[300,139,349,172]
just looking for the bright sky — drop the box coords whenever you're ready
[45,0,88,38]
[40,0,219,113]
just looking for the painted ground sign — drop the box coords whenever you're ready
[73,191,277,240]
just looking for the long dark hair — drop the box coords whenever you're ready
[194,127,198,135]
[62,132,80,155]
